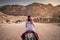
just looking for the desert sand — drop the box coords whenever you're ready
[0,22,60,40]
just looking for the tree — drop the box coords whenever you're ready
[6,20,10,23]
[52,13,60,19]
[15,20,21,23]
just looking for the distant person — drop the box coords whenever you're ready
[21,16,39,40]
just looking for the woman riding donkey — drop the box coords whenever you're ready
[21,16,39,40]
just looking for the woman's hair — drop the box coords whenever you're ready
[27,16,33,21]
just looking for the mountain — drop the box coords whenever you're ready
[26,3,54,18]
[0,2,59,18]
[0,2,60,23]
[0,5,26,16]
[54,5,60,14]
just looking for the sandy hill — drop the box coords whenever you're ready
[0,12,27,23]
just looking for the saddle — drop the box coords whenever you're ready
[21,30,39,40]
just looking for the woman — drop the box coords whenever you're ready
[26,16,35,31]
[21,16,39,40]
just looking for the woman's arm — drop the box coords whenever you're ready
[31,21,35,27]
[32,22,35,27]
[25,21,27,27]
[25,22,27,27]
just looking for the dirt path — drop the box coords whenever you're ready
[0,22,60,40]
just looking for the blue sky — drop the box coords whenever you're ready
[0,0,60,6]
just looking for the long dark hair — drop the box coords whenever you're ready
[27,16,33,21]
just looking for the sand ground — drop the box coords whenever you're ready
[0,22,60,40]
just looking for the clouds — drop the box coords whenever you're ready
[0,0,11,2]
[45,0,60,5]
[0,0,60,6]
[0,0,60,2]
[36,0,60,5]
